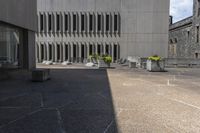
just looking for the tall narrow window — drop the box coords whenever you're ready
[57,14,60,31]
[89,44,93,55]
[48,14,52,31]
[197,26,199,43]
[40,14,44,31]
[89,14,93,32]
[98,14,102,32]
[114,14,118,32]
[81,14,85,32]
[65,14,68,31]
[49,44,52,60]
[73,44,77,58]
[106,14,110,32]
[57,44,60,60]
[97,44,101,55]
[106,44,109,55]
[73,14,77,31]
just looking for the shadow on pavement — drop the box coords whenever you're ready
[0,69,118,133]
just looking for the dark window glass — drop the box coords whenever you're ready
[73,44,77,58]
[89,44,93,55]
[65,14,68,31]
[114,14,118,32]
[98,14,101,31]
[81,45,84,58]
[197,26,199,43]
[106,45,109,55]
[40,14,44,31]
[73,14,77,31]
[89,14,93,31]
[97,44,101,55]
[48,14,52,31]
[57,45,60,60]
[49,45,52,60]
[41,44,44,60]
[106,15,109,31]
[57,14,60,31]
[81,14,85,31]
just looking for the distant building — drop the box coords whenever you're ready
[169,0,200,59]
[0,0,37,69]
[36,0,169,63]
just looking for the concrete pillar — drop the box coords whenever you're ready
[95,43,98,55]
[63,43,66,61]
[79,43,82,62]
[70,43,73,62]
[103,43,106,55]
[112,43,114,62]
[87,43,90,57]
[46,43,49,61]
[54,43,57,62]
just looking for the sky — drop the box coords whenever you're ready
[170,0,193,23]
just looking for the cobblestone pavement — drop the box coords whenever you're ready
[1,65,200,133]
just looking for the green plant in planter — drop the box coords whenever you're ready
[100,55,112,64]
[148,55,161,61]
[103,56,112,64]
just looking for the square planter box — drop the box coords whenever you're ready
[147,60,165,72]
[129,62,137,68]
[98,59,110,68]
[32,69,50,82]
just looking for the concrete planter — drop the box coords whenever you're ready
[98,59,110,68]
[129,62,137,68]
[147,60,165,72]
[32,69,50,82]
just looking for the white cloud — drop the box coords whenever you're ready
[170,0,193,22]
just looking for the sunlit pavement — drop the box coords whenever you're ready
[1,64,200,133]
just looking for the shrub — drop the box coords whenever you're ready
[148,55,161,61]
[102,55,112,64]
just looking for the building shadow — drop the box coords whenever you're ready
[0,69,119,133]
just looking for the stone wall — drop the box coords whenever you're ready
[169,0,200,59]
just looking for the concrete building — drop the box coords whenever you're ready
[36,0,169,63]
[169,0,200,59]
[0,0,37,69]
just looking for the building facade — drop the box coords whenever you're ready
[0,0,37,69]
[36,0,169,63]
[169,0,200,59]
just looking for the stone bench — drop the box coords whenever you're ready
[32,69,50,82]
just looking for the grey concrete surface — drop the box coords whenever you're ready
[1,66,200,132]
[0,0,37,31]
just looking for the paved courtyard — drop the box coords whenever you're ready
[1,65,200,132]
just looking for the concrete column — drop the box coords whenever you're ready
[103,43,106,55]
[112,43,114,62]
[95,43,98,55]
[54,43,57,62]
[87,43,90,57]
[46,43,49,61]
[46,13,48,33]
[63,43,66,61]
[38,43,41,62]
[68,43,70,61]
[71,43,73,62]
[52,44,55,62]
[79,43,82,62]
